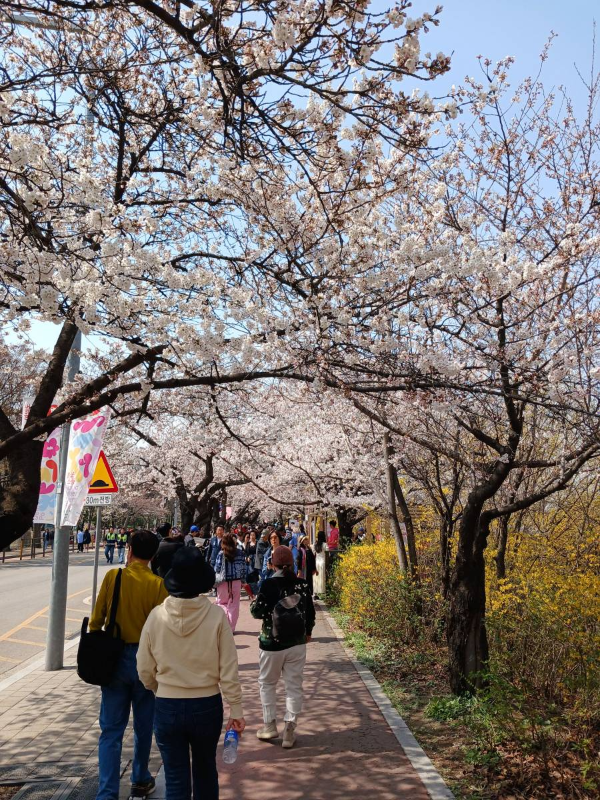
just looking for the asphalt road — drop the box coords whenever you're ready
[0,550,114,676]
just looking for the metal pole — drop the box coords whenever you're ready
[45,330,82,671]
[91,506,102,612]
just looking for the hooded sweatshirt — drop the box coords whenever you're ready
[137,595,243,718]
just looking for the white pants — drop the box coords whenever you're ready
[258,644,306,724]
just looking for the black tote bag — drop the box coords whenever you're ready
[77,568,125,686]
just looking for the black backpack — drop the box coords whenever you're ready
[272,593,306,642]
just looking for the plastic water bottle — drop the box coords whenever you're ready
[223,730,239,764]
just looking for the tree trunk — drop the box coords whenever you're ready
[439,514,453,598]
[335,506,366,543]
[447,511,490,694]
[383,433,409,572]
[0,440,44,550]
[392,466,419,581]
[180,504,194,534]
[493,514,510,579]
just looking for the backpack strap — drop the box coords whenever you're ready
[105,569,123,640]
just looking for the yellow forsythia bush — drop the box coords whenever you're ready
[487,538,600,706]
[335,538,427,644]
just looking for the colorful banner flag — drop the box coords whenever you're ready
[30,398,62,526]
[33,425,63,525]
[61,408,111,526]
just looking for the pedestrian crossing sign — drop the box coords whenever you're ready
[88,450,119,494]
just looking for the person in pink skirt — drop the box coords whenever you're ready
[214,533,247,631]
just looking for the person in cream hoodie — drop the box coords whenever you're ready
[137,547,245,800]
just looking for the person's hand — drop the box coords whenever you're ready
[306,635,312,643]
[227,718,246,735]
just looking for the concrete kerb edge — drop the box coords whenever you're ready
[0,636,80,695]
[319,604,455,800]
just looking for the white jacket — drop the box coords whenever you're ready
[137,595,243,718]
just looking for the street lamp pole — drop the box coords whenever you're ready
[45,329,82,670]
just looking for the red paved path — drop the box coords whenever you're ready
[219,599,430,800]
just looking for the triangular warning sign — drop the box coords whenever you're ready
[89,450,119,494]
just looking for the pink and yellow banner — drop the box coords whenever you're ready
[61,408,111,526]
[33,425,63,525]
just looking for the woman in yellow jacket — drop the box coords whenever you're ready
[137,548,245,800]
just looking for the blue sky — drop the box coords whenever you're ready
[8,0,597,355]
[412,0,597,108]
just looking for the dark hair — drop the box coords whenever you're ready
[329,520,336,526]
[130,529,160,560]
[316,530,327,554]
[157,522,172,537]
[221,533,237,563]
[280,564,296,580]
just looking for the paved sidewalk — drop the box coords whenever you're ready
[0,598,447,800]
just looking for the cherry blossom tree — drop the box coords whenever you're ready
[347,56,600,692]
[0,1,450,545]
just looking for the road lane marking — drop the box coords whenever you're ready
[6,638,45,647]
[0,637,81,695]
[0,588,88,642]
[0,655,20,663]
[25,625,47,632]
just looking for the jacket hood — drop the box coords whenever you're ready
[161,595,214,637]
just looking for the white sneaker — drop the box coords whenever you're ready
[282,721,296,749]
[257,720,279,741]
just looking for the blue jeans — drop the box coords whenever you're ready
[105,544,115,563]
[154,695,223,800]
[118,547,126,564]
[97,645,154,800]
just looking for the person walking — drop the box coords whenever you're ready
[207,526,224,569]
[244,531,260,597]
[77,527,85,553]
[89,530,168,800]
[117,528,128,564]
[251,546,315,749]
[138,548,244,800]
[156,522,172,541]
[83,526,92,551]
[327,519,340,552]
[260,530,283,583]
[296,536,317,597]
[255,529,270,586]
[152,529,185,578]
[104,528,117,564]
[214,533,247,632]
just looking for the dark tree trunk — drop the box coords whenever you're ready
[439,514,454,599]
[383,433,409,572]
[180,504,194,534]
[334,506,367,543]
[0,440,44,549]
[493,514,510,580]
[392,466,419,581]
[447,510,491,694]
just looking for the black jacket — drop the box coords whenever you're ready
[152,539,184,579]
[250,571,316,651]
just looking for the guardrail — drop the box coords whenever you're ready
[0,534,94,562]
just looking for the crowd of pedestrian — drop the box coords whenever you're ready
[87,517,347,800]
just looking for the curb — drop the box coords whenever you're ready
[0,635,80,695]
[320,604,455,800]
